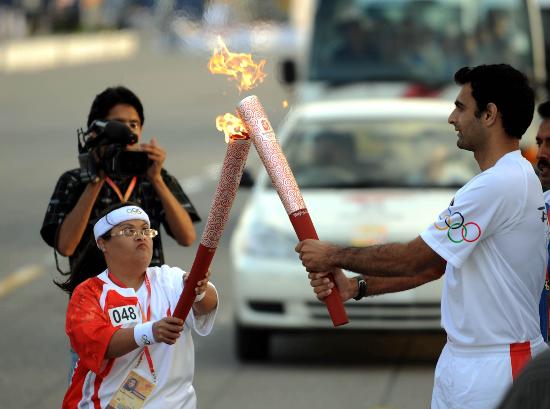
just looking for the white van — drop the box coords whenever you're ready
[283,0,547,101]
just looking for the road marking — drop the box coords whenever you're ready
[0,264,45,300]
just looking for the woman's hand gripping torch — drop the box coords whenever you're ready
[173,131,251,320]
[237,95,349,327]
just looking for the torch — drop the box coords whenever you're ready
[173,128,251,320]
[237,95,349,327]
[174,38,264,320]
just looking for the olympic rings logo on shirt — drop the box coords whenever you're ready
[434,210,482,243]
[126,207,143,214]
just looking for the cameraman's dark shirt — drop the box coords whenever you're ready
[40,168,200,291]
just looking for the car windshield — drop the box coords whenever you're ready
[277,118,479,189]
[310,0,533,85]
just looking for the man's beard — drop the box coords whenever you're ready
[456,136,474,152]
[537,158,550,191]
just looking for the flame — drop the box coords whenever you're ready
[282,100,289,109]
[208,37,267,92]
[215,112,249,143]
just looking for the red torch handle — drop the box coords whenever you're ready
[173,244,216,320]
[289,209,349,326]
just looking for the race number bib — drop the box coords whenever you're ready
[108,305,141,326]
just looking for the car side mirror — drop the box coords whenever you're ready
[280,58,296,85]
[239,168,255,188]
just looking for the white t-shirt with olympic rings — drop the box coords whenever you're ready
[421,150,548,346]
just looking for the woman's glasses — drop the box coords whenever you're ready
[111,228,158,239]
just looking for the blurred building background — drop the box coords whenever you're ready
[0,0,311,74]
[0,0,303,44]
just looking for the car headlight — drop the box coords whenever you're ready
[241,223,299,259]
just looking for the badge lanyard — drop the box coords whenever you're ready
[135,275,156,383]
[105,176,137,203]
[108,272,157,383]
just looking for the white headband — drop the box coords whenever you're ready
[93,205,150,241]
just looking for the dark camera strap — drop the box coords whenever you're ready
[105,176,137,203]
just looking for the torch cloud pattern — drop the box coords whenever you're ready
[201,138,252,248]
[173,137,251,320]
[237,95,349,326]
[237,95,305,215]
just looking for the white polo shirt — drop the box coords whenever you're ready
[421,151,547,346]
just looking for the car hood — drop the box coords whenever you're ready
[240,188,454,246]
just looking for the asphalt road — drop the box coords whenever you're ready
[0,34,442,409]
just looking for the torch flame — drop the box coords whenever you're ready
[216,112,249,143]
[208,37,267,92]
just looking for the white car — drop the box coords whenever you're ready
[230,98,479,361]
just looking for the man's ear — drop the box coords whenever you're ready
[483,102,499,127]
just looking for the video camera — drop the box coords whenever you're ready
[77,120,149,183]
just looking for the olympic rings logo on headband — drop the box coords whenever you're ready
[434,210,481,243]
[126,208,143,214]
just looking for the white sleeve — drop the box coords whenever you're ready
[159,265,218,336]
[159,265,185,308]
[421,171,523,269]
[188,283,218,337]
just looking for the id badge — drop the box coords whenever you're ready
[107,369,155,409]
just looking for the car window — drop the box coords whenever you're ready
[277,119,478,189]
[310,0,532,85]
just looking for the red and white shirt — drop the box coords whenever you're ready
[62,265,217,409]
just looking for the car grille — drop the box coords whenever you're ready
[249,301,285,314]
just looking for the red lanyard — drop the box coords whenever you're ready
[108,271,156,382]
[135,274,152,322]
[105,176,137,203]
[137,276,156,382]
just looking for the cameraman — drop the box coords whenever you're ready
[40,86,200,296]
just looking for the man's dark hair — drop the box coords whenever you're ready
[538,101,550,120]
[55,201,141,295]
[454,64,534,139]
[87,86,145,127]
